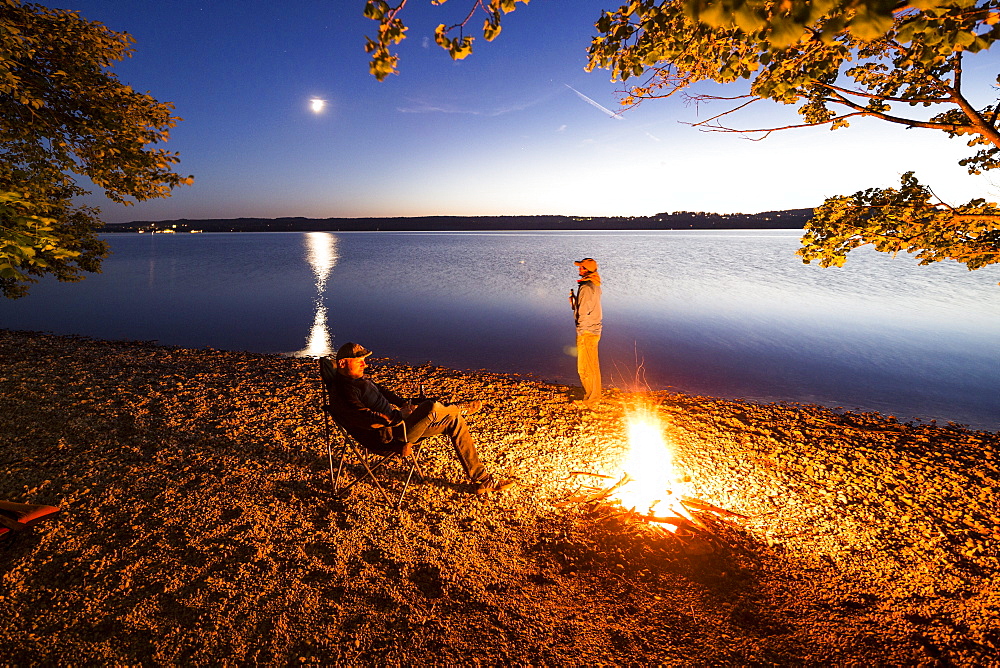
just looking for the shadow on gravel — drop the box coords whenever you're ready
[527,507,830,656]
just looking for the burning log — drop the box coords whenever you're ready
[632,513,697,530]
[559,474,743,537]
[555,401,750,551]
[679,496,749,519]
[554,474,632,507]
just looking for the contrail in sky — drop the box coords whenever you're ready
[564,84,624,120]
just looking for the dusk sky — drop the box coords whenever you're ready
[64,0,1000,223]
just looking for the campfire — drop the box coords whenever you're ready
[559,399,745,546]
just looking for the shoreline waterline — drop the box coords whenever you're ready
[3,230,997,432]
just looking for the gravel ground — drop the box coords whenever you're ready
[1,329,998,666]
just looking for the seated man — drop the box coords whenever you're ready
[327,342,513,495]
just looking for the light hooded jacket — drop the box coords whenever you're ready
[574,278,603,336]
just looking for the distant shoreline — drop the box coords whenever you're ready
[102,209,814,234]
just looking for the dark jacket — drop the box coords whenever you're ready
[327,372,407,453]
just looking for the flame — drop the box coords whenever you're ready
[610,403,687,522]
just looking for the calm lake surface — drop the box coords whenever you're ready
[2,230,998,431]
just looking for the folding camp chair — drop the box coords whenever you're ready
[319,357,426,508]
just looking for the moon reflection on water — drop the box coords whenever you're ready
[293,232,338,358]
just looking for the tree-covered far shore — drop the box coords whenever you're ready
[102,209,815,234]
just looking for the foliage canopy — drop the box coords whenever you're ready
[1,0,192,298]
[365,0,1000,277]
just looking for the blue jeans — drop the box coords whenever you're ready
[403,401,487,482]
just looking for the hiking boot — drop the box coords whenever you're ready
[457,400,483,416]
[475,474,514,495]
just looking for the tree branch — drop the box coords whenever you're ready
[686,97,761,128]
[943,56,1000,149]
[953,50,963,94]
[816,81,950,106]
[820,88,973,133]
[686,103,971,135]
[442,0,485,33]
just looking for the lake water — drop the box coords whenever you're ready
[2,230,998,431]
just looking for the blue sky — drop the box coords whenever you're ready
[62,0,1000,222]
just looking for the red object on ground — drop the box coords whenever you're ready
[0,500,61,539]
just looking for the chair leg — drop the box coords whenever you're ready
[325,413,363,496]
[396,456,418,508]
[326,414,350,493]
[325,421,432,508]
[395,446,428,508]
[335,445,395,506]
[332,444,349,492]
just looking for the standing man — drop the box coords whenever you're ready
[569,257,603,408]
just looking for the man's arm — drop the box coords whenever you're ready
[576,283,594,317]
[333,377,400,429]
[375,382,408,410]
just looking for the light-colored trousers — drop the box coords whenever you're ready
[403,401,486,482]
[576,331,602,405]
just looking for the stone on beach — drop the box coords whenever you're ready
[1,329,997,664]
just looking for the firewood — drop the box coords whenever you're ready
[633,513,695,530]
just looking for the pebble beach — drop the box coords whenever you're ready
[1,328,997,665]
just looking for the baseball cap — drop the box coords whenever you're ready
[335,342,372,361]
[574,258,598,272]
